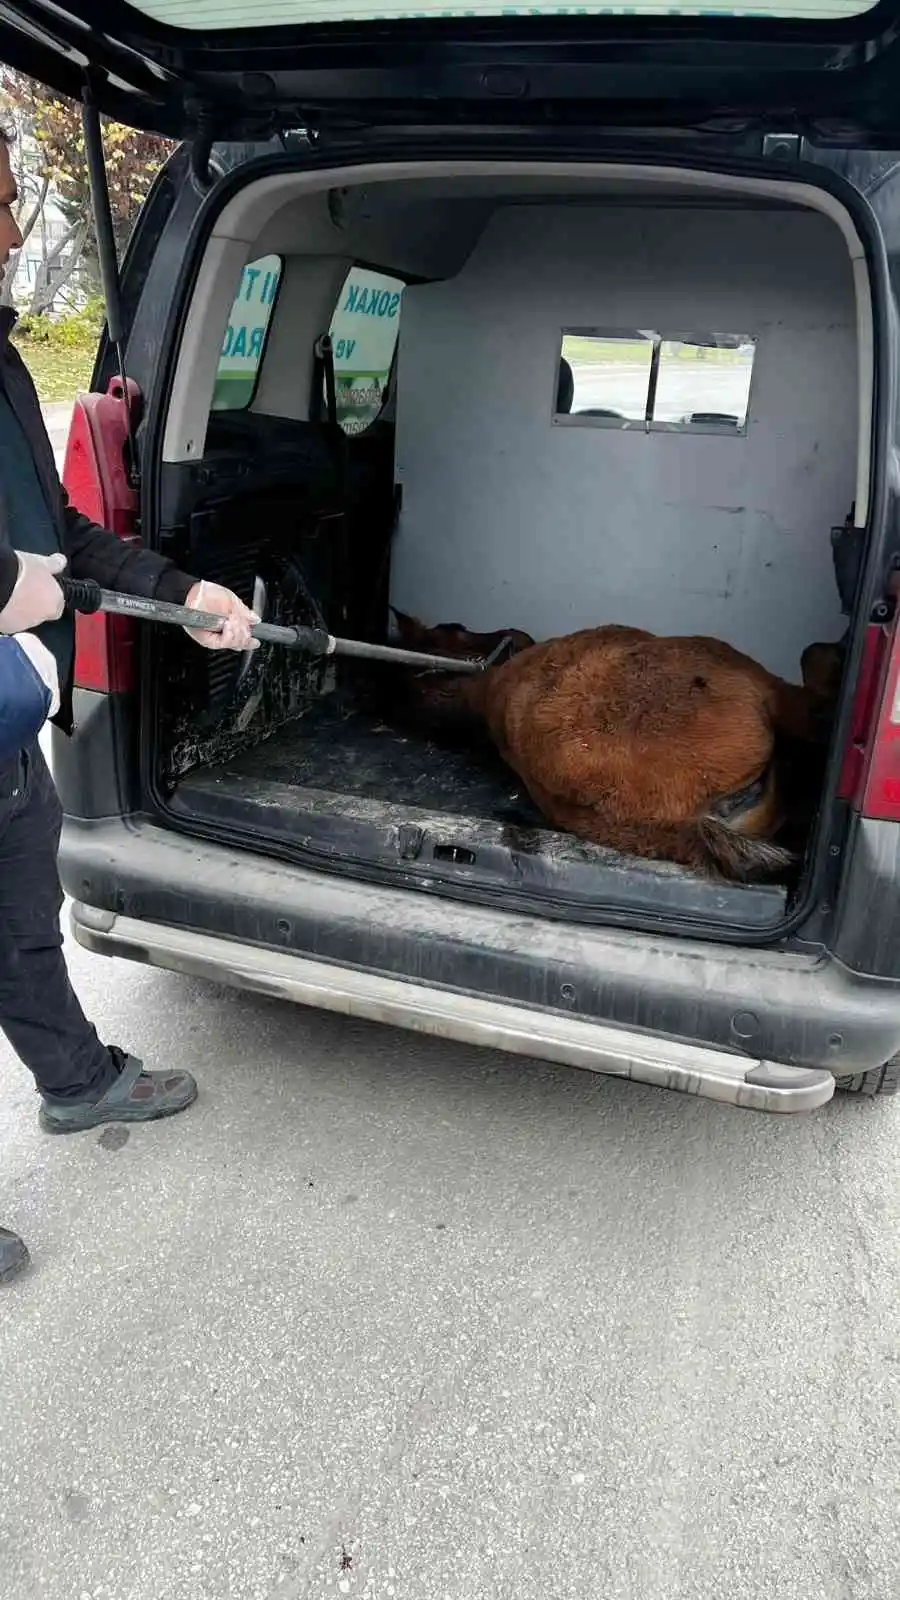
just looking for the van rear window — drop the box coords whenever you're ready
[555,329,756,434]
[211,253,283,413]
[131,2,878,27]
[328,265,405,436]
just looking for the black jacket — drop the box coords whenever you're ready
[0,307,194,733]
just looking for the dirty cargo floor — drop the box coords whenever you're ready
[212,698,544,824]
[169,695,790,930]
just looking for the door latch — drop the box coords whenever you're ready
[762,133,802,162]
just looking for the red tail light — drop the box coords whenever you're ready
[837,623,887,806]
[860,614,900,821]
[61,377,141,694]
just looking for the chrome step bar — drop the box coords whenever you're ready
[71,904,835,1115]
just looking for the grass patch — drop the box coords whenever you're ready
[11,300,103,405]
[12,336,94,404]
[563,336,651,365]
[562,335,750,366]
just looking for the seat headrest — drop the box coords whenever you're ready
[556,356,574,416]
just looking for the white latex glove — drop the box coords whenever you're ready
[0,551,67,634]
[15,630,60,716]
[183,580,260,652]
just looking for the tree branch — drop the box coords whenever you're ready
[15,172,50,249]
[42,211,88,269]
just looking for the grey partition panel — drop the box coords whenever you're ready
[391,204,856,680]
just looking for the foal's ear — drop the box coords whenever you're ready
[800,640,844,700]
[389,606,427,645]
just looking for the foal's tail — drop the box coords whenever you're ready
[676,817,794,882]
[576,816,794,882]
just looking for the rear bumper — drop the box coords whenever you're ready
[70,904,833,1113]
[61,813,900,1115]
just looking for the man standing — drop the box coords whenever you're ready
[0,129,257,1284]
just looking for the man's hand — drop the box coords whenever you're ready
[183,581,260,652]
[0,551,66,634]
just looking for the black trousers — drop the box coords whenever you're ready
[0,742,114,1099]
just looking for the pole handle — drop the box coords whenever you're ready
[58,576,104,615]
[59,576,230,633]
[57,577,335,653]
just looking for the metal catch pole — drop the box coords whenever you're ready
[59,578,508,676]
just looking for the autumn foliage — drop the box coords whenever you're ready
[0,69,174,311]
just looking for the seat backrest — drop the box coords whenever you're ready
[556,356,574,415]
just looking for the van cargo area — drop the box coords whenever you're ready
[148,164,867,932]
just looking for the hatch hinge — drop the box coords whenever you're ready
[188,106,217,193]
[761,132,802,163]
[182,91,293,174]
[81,75,140,491]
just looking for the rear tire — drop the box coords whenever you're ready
[834,1058,900,1097]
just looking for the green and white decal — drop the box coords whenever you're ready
[212,253,283,412]
[329,266,405,436]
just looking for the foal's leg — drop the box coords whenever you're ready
[768,678,831,743]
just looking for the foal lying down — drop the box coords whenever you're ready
[386,611,839,881]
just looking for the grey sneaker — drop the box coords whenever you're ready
[39,1048,198,1136]
[0,1226,30,1285]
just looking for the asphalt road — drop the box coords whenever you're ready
[0,402,894,1600]
[1,924,899,1600]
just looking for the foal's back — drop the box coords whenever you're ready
[478,626,807,873]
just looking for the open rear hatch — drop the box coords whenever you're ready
[4,0,900,149]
